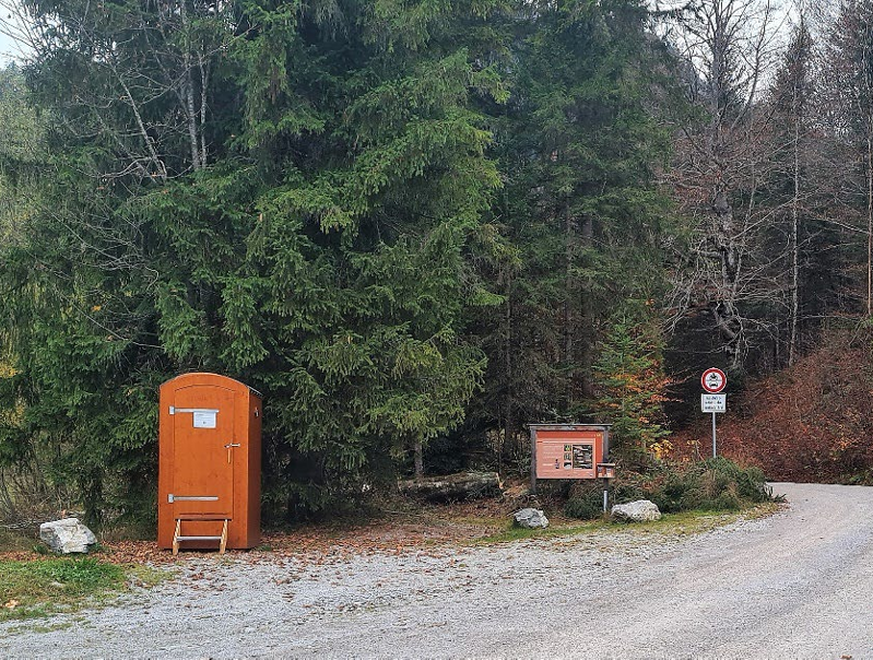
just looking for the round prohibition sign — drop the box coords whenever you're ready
[701,367,727,393]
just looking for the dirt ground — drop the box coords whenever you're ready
[2,483,871,658]
[1,494,532,565]
[0,497,520,566]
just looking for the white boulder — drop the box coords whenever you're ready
[39,518,97,554]
[611,500,662,523]
[513,508,549,529]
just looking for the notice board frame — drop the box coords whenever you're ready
[529,423,612,493]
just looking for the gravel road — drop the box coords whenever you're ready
[2,482,872,658]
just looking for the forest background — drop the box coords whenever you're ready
[1,0,873,526]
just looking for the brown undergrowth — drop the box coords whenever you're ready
[672,329,873,483]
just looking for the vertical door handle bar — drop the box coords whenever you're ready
[225,442,241,463]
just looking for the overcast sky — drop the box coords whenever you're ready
[0,1,798,69]
[0,32,18,65]
[0,5,28,67]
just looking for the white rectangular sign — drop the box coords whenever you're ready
[701,394,726,413]
[192,410,218,428]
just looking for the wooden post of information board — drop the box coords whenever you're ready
[530,426,538,494]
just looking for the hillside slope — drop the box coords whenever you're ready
[674,332,873,483]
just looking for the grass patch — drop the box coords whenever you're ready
[474,521,600,544]
[0,527,36,553]
[474,503,781,545]
[0,557,170,622]
[127,564,173,589]
[619,502,783,537]
[6,619,75,635]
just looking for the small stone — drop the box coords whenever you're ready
[513,508,549,529]
[611,500,662,523]
[39,518,97,554]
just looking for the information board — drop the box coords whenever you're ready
[533,430,603,479]
[530,424,611,492]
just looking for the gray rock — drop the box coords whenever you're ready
[611,500,662,523]
[513,508,549,529]
[39,518,97,554]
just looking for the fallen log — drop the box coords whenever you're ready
[398,471,503,502]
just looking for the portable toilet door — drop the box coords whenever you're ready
[158,373,261,553]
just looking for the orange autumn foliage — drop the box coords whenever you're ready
[672,332,873,482]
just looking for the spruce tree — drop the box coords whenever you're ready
[471,0,674,470]
[0,0,510,520]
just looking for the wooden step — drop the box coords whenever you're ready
[172,518,228,555]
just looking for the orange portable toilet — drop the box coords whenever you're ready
[158,373,261,553]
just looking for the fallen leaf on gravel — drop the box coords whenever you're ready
[0,484,549,568]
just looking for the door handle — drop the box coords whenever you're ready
[224,442,241,463]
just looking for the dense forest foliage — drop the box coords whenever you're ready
[1,0,873,524]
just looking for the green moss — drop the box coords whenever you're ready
[127,564,174,589]
[7,620,74,634]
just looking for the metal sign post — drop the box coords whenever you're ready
[596,463,616,512]
[700,369,727,459]
[701,394,726,456]
[712,411,717,458]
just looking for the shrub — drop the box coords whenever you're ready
[648,458,772,513]
[563,457,774,519]
[563,492,604,520]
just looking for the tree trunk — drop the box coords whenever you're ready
[198,54,209,167]
[867,133,873,316]
[501,268,513,476]
[413,439,423,479]
[789,92,800,366]
[398,472,503,502]
[580,213,595,398]
[564,201,574,409]
[712,186,742,368]
[184,65,201,170]
[180,1,202,171]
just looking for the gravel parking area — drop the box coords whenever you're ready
[2,483,871,658]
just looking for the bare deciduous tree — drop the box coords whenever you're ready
[0,0,238,180]
[663,0,785,372]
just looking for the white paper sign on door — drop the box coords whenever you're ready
[192,410,217,428]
